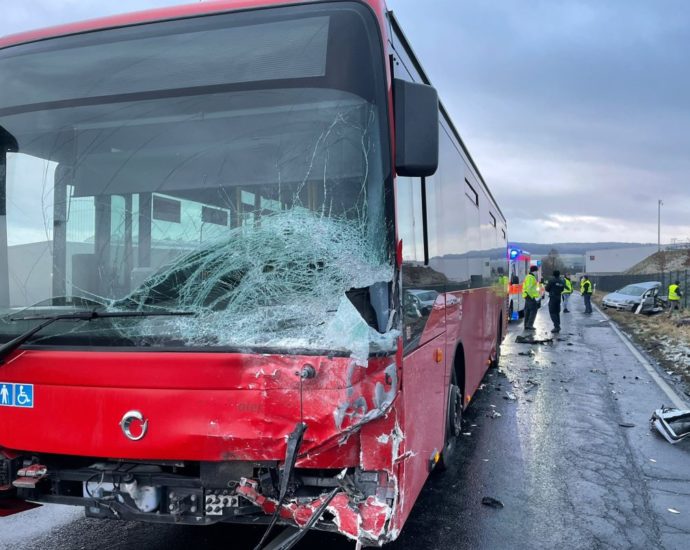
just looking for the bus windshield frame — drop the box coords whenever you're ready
[0,1,395,354]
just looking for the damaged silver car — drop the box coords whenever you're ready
[602,281,662,313]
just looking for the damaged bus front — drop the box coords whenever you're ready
[0,0,443,546]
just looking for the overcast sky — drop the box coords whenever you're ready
[1,0,689,244]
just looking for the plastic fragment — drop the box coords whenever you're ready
[668,508,680,514]
[481,497,504,509]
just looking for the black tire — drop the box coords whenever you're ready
[508,301,514,321]
[437,368,462,472]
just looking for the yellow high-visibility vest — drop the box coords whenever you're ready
[581,280,592,295]
[563,279,573,294]
[522,273,540,299]
[669,284,681,301]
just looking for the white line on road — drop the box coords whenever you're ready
[596,305,687,409]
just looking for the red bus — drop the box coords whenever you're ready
[0,1,507,546]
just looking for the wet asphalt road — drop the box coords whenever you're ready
[3,301,689,550]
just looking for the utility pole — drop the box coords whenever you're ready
[658,199,663,252]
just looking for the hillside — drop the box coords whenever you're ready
[625,249,690,274]
[510,242,654,255]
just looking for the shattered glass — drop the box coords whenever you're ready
[113,208,395,356]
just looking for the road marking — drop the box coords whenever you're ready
[595,306,687,409]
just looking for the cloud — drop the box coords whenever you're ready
[388,0,690,243]
[2,0,689,245]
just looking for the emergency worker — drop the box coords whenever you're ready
[545,270,565,333]
[668,280,683,316]
[581,275,593,314]
[522,265,540,330]
[562,273,573,313]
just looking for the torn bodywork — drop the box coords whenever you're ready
[651,406,690,444]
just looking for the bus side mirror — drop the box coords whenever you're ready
[393,79,439,177]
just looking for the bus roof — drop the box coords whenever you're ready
[0,0,385,50]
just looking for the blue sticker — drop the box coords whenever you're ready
[0,383,14,406]
[0,383,33,408]
[14,384,33,408]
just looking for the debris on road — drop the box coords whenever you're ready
[651,406,690,444]
[515,335,552,344]
[504,392,517,401]
[481,497,504,509]
[619,422,635,428]
[524,380,539,394]
[667,508,681,514]
[487,410,502,419]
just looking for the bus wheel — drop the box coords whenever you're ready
[437,368,462,471]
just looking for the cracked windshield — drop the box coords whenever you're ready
[0,5,393,353]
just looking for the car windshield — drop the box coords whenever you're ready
[415,291,439,302]
[0,3,395,356]
[616,285,648,297]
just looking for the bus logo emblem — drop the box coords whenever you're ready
[120,410,148,441]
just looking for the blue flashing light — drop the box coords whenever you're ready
[537,260,542,266]
[509,248,519,259]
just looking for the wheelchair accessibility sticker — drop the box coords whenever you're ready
[0,383,34,408]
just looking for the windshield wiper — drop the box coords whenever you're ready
[0,310,194,364]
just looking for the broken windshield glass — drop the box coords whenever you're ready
[0,3,396,358]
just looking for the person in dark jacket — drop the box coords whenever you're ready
[545,270,565,333]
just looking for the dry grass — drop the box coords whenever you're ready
[593,295,690,386]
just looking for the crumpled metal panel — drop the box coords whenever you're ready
[238,479,395,545]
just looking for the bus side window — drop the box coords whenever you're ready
[396,176,430,349]
[396,176,424,264]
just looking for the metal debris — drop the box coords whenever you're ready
[504,392,517,401]
[619,422,635,428]
[651,406,690,444]
[668,508,681,514]
[481,497,504,509]
[487,410,502,419]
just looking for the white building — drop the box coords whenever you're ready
[585,245,658,275]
